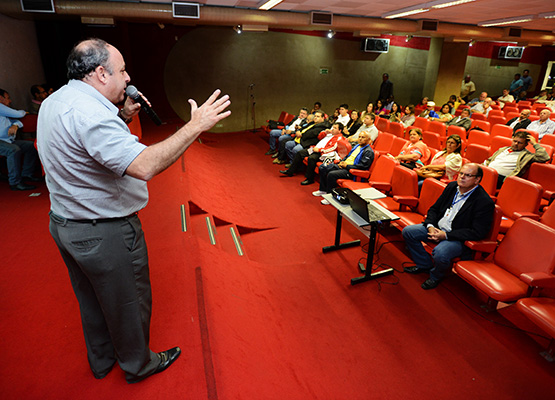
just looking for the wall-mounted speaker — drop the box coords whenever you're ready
[498,46,524,60]
[361,38,390,53]
[20,0,55,13]
[172,2,200,19]
[310,11,333,26]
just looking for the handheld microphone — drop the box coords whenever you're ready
[125,85,162,126]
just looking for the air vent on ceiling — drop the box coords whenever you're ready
[20,0,55,13]
[506,27,522,38]
[311,12,333,26]
[420,20,438,31]
[360,38,390,53]
[498,46,524,60]
[172,2,200,19]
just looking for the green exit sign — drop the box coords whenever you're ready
[320,68,329,75]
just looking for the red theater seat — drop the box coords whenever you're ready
[454,218,555,311]
[339,154,398,193]
[374,165,418,212]
[517,297,555,361]
[496,176,543,233]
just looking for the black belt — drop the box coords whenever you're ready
[68,212,138,224]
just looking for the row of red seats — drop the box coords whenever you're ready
[336,160,555,359]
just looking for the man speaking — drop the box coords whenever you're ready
[37,38,231,383]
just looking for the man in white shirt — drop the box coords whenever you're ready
[485,131,549,188]
[349,113,378,144]
[527,109,555,140]
[497,89,514,109]
[266,107,308,155]
[336,104,351,126]
[471,97,492,116]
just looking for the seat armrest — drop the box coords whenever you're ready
[392,196,419,208]
[464,240,497,254]
[370,182,392,192]
[512,212,541,220]
[350,169,370,179]
[543,190,555,202]
[520,272,555,288]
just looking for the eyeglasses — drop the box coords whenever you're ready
[459,173,477,178]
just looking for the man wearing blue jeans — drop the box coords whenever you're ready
[0,89,40,190]
[402,163,494,289]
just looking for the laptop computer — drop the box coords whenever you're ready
[346,189,398,225]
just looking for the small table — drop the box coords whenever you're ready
[322,188,399,285]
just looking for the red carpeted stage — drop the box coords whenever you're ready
[1,122,554,399]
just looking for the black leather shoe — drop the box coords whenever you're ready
[301,179,314,185]
[10,182,36,191]
[404,266,427,274]
[421,278,441,290]
[280,170,293,176]
[127,347,181,384]
[265,150,277,156]
[22,175,42,182]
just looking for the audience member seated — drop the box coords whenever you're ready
[311,101,322,114]
[497,88,514,109]
[29,84,47,114]
[460,75,476,102]
[336,104,350,126]
[419,101,439,119]
[359,102,374,121]
[509,74,524,97]
[312,132,374,204]
[349,113,378,144]
[515,90,528,103]
[470,97,493,116]
[390,128,430,169]
[506,109,531,133]
[283,111,329,165]
[446,108,472,131]
[375,99,387,116]
[402,163,495,290]
[0,88,40,190]
[533,90,548,101]
[400,104,416,128]
[273,114,314,164]
[448,94,465,113]
[279,122,344,185]
[484,130,549,188]
[343,110,361,138]
[467,91,487,106]
[388,102,401,122]
[527,109,555,140]
[328,108,339,125]
[266,107,308,155]
[433,103,454,123]
[415,134,463,185]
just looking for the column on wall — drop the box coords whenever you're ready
[422,37,444,102]
[433,41,471,105]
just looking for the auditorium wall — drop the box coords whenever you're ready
[0,14,45,111]
[164,27,430,133]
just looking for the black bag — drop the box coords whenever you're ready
[268,120,285,130]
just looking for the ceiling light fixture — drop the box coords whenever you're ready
[327,30,335,39]
[429,0,476,9]
[406,35,413,42]
[258,0,283,11]
[469,39,476,46]
[233,25,242,34]
[382,6,430,19]
[478,15,534,27]
[538,12,555,19]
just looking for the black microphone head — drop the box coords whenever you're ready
[125,85,139,99]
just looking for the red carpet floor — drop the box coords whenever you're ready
[1,125,554,399]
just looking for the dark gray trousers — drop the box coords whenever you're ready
[49,212,159,381]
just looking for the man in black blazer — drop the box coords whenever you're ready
[402,163,495,289]
[506,109,531,133]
